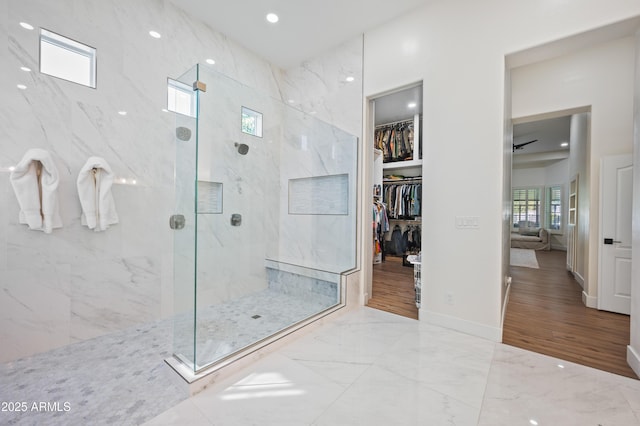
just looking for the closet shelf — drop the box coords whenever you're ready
[383,159,422,170]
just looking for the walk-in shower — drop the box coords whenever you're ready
[169,64,358,374]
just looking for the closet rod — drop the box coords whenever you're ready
[375,117,416,128]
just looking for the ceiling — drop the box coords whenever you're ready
[171,0,428,68]
[513,116,572,169]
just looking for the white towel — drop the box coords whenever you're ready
[9,148,63,233]
[77,157,119,232]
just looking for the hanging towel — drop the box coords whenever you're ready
[77,157,119,232]
[10,148,63,233]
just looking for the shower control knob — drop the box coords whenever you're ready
[231,214,242,226]
[170,214,186,230]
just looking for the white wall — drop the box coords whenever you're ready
[512,37,635,302]
[0,0,362,363]
[362,0,640,340]
[569,113,590,288]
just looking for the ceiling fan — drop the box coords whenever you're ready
[513,139,538,152]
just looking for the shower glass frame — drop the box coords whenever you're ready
[172,63,358,374]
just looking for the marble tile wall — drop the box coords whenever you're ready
[0,0,363,363]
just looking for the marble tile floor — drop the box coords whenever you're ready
[0,288,336,426]
[145,306,640,426]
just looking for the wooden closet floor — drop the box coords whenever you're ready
[503,249,637,379]
[368,255,418,320]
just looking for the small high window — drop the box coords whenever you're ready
[241,107,263,137]
[167,78,197,117]
[40,29,96,88]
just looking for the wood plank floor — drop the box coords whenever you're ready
[367,255,418,320]
[503,249,637,379]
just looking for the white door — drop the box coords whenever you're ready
[599,154,632,314]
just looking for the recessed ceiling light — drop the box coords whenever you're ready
[206,58,216,65]
[118,111,127,116]
[149,30,161,39]
[408,102,417,108]
[266,13,279,23]
[287,99,295,104]
[17,84,27,90]
[561,142,569,147]
[557,364,565,368]
[9,166,16,171]
[19,22,34,30]
[529,420,539,426]
[20,66,31,72]
[345,76,355,82]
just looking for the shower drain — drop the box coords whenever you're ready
[251,315,261,319]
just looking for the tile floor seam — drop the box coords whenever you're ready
[305,359,377,426]
[476,341,501,423]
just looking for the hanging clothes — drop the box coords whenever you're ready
[374,120,414,163]
[373,200,389,263]
[383,180,422,219]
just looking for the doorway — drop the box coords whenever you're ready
[505,112,636,378]
[366,83,423,320]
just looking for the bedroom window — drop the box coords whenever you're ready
[546,185,562,232]
[512,187,541,229]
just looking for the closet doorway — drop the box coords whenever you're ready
[367,84,422,320]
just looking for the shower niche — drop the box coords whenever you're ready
[168,63,358,380]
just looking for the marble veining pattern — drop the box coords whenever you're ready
[0,287,338,426]
[144,307,640,426]
[0,0,362,364]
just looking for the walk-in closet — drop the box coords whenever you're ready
[368,83,423,320]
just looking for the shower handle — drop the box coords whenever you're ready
[170,214,186,230]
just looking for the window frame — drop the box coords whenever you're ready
[39,28,97,88]
[545,184,564,234]
[512,186,543,231]
[167,78,197,118]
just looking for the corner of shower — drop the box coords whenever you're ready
[166,63,358,386]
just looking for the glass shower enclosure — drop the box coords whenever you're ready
[170,64,358,373]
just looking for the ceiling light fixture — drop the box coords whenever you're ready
[529,420,539,426]
[20,66,31,72]
[206,58,216,65]
[408,102,417,108]
[19,22,34,30]
[17,84,27,90]
[118,111,127,116]
[345,76,355,82]
[266,13,279,23]
[149,30,161,39]
[561,142,569,147]
[287,99,295,104]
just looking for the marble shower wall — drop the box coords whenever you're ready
[0,0,362,363]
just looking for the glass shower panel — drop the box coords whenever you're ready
[193,66,281,369]
[171,63,358,372]
[172,64,199,369]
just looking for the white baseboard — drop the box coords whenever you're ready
[574,272,585,287]
[627,345,640,378]
[420,309,502,342]
[582,291,597,308]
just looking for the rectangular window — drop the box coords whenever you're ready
[512,187,541,229]
[241,107,263,137]
[167,78,197,117]
[546,185,562,232]
[40,29,96,88]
